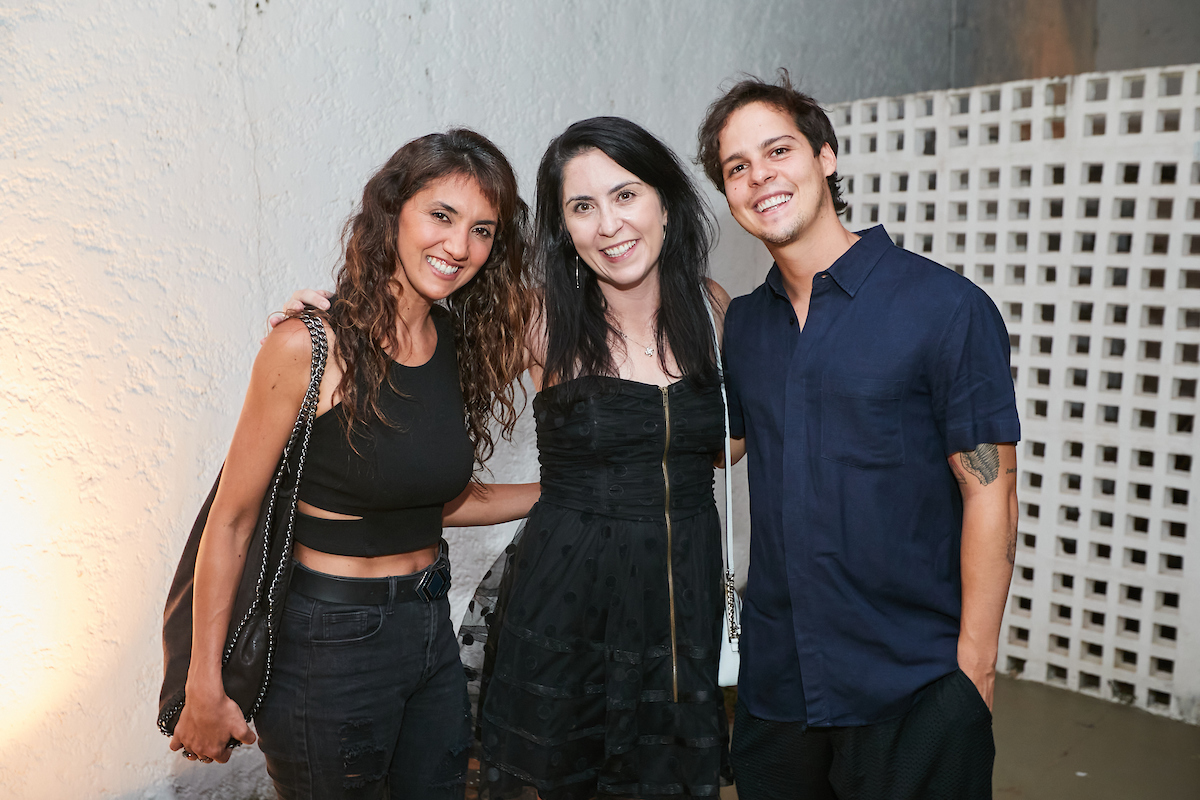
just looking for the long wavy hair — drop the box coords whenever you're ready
[329,129,532,467]
[535,117,718,391]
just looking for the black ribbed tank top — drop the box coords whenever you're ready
[295,306,474,557]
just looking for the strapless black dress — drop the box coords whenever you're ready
[476,376,731,800]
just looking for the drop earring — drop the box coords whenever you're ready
[575,255,581,290]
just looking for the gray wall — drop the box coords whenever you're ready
[806,0,1200,102]
[965,0,1200,94]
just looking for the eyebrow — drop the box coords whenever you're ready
[564,180,644,206]
[432,201,496,227]
[720,134,800,168]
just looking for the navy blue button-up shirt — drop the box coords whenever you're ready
[723,226,1020,727]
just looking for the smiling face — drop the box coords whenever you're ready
[717,101,837,248]
[394,173,498,304]
[561,148,668,292]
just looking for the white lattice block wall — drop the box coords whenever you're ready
[833,65,1200,723]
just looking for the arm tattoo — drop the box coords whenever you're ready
[959,443,1001,485]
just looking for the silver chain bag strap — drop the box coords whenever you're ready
[157,311,328,739]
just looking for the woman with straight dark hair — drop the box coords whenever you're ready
[170,129,538,799]
[475,117,733,800]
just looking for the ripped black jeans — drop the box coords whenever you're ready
[255,586,470,799]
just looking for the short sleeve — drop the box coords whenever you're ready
[932,288,1021,455]
[722,301,747,439]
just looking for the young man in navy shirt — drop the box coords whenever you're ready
[697,74,1020,798]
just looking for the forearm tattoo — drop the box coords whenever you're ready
[959,443,1000,486]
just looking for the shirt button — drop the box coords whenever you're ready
[788,318,796,326]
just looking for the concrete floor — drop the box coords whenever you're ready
[991,676,1200,799]
[720,675,1200,799]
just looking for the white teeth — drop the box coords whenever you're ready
[756,194,792,212]
[603,240,636,257]
[427,256,460,275]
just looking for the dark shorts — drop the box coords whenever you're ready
[730,669,994,800]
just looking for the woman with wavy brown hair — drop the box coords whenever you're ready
[169,129,538,800]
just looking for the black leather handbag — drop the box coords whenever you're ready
[157,312,328,739]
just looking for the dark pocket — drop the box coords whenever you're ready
[955,668,993,720]
[314,604,385,644]
[820,374,906,468]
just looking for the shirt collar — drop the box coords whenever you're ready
[765,225,893,300]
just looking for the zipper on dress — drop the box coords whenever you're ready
[660,385,679,703]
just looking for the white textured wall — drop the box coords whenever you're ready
[0,1,966,797]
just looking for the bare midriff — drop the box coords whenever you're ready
[295,500,440,578]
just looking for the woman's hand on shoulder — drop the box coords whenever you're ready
[262,288,333,342]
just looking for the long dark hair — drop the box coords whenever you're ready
[330,129,532,467]
[535,117,718,390]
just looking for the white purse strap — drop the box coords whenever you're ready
[705,298,740,643]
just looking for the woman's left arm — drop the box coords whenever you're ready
[443,482,541,527]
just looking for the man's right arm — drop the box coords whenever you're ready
[950,442,1018,709]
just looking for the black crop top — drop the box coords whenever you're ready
[295,306,474,557]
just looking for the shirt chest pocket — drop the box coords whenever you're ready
[820,375,906,468]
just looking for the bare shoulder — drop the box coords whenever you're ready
[254,314,337,391]
[705,279,732,340]
[262,315,331,359]
[525,292,548,368]
[705,278,732,312]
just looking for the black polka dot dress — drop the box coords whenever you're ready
[477,376,731,799]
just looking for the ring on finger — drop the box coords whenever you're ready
[264,310,286,335]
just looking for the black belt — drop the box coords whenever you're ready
[289,543,451,605]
